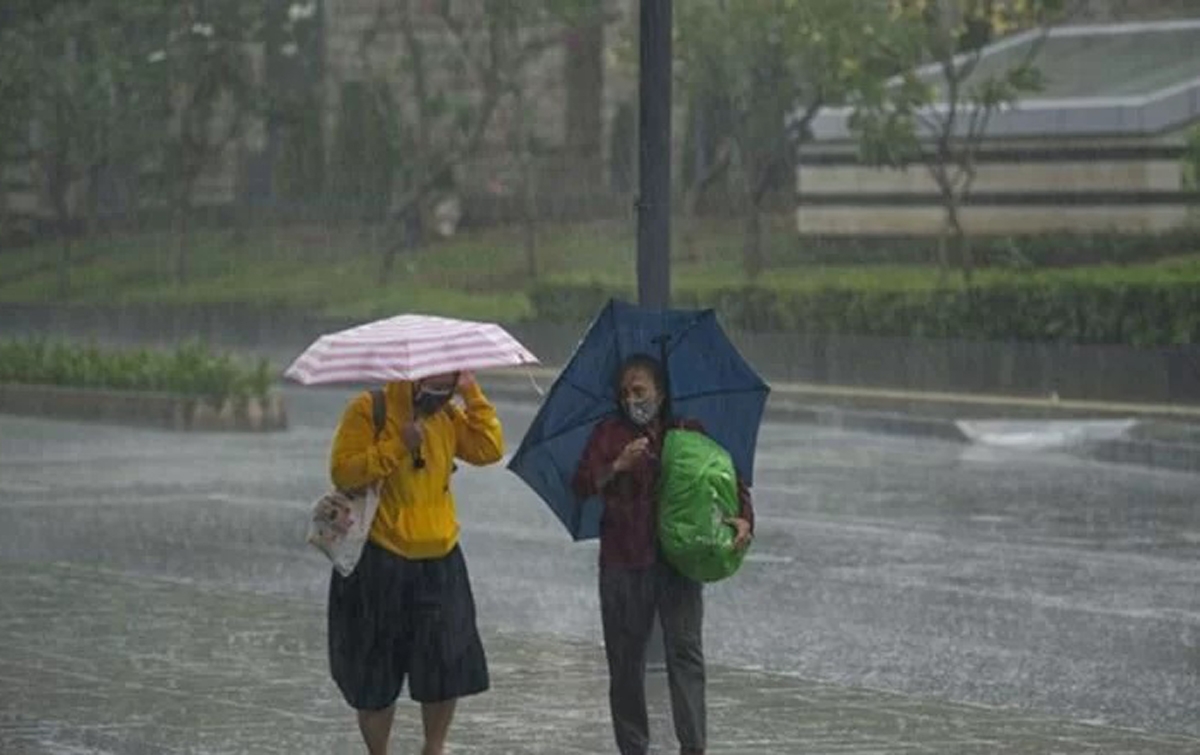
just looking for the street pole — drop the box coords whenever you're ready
[637,0,671,671]
[637,0,671,310]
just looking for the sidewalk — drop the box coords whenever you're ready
[479,367,1200,474]
[2,560,1197,754]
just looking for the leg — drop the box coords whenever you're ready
[356,704,396,755]
[408,546,489,751]
[420,699,457,755]
[600,565,659,755]
[657,563,706,755]
[329,544,408,750]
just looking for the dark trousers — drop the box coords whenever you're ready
[600,558,705,755]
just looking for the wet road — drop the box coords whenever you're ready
[1,385,1197,739]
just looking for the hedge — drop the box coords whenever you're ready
[0,340,274,405]
[784,229,1200,268]
[529,281,1200,347]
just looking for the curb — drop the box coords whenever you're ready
[0,383,289,432]
[482,377,970,442]
[478,372,1200,474]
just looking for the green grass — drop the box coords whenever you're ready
[4,216,1200,323]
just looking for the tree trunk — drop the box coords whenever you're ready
[734,143,764,280]
[85,164,102,241]
[564,3,604,160]
[742,152,777,281]
[57,233,72,300]
[945,194,972,286]
[514,86,539,280]
[380,202,421,286]
[681,144,731,265]
[743,205,763,280]
[175,200,190,288]
[49,159,73,300]
[935,233,950,287]
[521,155,538,280]
[681,103,709,264]
[681,182,704,264]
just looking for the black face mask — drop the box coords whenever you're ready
[414,386,453,416]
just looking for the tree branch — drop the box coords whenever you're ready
[786,94,824,147]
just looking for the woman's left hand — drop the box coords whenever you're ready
[456,371,477,393]
[726,517,753,550]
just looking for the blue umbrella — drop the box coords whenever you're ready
[508,298,770,540]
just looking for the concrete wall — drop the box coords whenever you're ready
[796,136,1197,235]
[0,382,287,432]
[796,205,1193,235]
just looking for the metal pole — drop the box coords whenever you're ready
[637,0,672,672]
[637,0,671,310]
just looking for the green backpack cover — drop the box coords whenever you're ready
[657,429,747,583]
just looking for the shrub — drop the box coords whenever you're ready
[0,339,275,405]
[527,280,1200,346]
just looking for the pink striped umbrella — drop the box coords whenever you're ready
[283,314,539,385]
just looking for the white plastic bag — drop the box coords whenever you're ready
[306,486,381,577]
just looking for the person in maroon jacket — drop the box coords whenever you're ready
[573,353,754,755]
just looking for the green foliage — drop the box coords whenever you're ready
[138,0,271,205]
[676,0,879,275]
[0,340,275,405]
[0,2,144,218]
[528,280,634,324]
[848,1,1063,280]
[851,1,1058,169]
[331,81,399,216]
[351,0,595,262]
[529,275,1200,347]
[0,0,304,205]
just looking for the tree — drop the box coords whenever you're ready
[267,0,328,207]
[848,0,1069,283]
[676,0,876,278]
[500,0,606,281]
[354,0,595,284]
[0,21,33,245]
[139,0,271,286]
[0,1,141,295]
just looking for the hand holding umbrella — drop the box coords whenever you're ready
[508,298,769,541]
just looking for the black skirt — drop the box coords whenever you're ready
[327,540,489,709]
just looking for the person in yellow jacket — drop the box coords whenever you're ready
[326,371,503,755]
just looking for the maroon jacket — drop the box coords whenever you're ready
[572,416,754,570]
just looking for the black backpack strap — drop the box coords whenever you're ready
[369,389,387,440]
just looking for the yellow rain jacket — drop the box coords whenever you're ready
[329,381,504,560]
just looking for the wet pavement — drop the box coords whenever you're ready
[1,385,1198,753]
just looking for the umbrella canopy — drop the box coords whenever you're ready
[284,314,538,385]
[508,299,770,541]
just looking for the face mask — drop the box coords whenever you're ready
[625,398,660,426]
[414,386,453,416]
